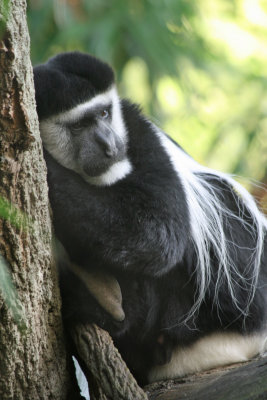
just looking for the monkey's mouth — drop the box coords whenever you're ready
[81,146,127,178]
[81,156,132,186]
[81,154,124,177]
[82,163,111,177]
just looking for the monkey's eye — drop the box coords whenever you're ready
[101,109,109,119]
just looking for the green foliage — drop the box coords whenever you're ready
[28,0,200,76]
[0,0,11,37]
[0,197,30,231]
[27,0,267,195]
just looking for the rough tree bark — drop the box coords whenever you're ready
[0,1,76,398]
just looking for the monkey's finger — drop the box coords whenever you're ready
[69,264,125,322]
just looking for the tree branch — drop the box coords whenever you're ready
[144,355,267,400]
[71,324,148,400]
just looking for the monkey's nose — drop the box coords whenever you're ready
[95,129,118,158]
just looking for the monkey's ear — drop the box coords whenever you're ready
[69,264,125,322]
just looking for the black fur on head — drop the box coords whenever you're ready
[33,51,115,120]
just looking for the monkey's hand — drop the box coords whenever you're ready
[68,264,125,322]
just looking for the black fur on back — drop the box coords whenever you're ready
[33,52,114,119]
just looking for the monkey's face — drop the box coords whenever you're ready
[68,106,126,177]
[39,86,132,185]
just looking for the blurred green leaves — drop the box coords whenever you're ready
[27,0,267,197]
[28,0,199,77]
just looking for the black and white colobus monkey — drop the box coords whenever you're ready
[33,52,267,385]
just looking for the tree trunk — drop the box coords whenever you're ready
[0,1,76,398]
